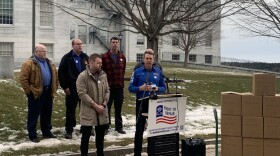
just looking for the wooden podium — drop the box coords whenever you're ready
[142,94,187,156]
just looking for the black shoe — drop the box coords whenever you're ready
[65,133,72,139]
[30,137,40,143]
[116,128,126,134]
[43,133,57,138]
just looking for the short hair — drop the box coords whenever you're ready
[110,37,119,42]
[144,49,154,56]
[89,53,101,62]
[72,39,81,45]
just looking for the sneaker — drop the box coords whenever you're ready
[43,133,57,138]
[116,128,126,134]
[30,137,40,143]
[65,133,72,139]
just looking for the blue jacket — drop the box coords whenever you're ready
[129,66,166,99]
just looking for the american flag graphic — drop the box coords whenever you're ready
[156,105,177,124]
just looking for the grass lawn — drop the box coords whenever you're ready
[0,62,279,155]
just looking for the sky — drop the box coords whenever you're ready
[221,19,280,63]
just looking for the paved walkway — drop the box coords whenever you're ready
[124,145,221,156]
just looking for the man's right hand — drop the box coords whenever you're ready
[64,88,70,95]
[92,103,105,114]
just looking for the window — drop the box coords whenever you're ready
[41,43,54,59]
[205,29,212,47]
[136,53,144,62]
[205,55,212,64]
[189,54,197,62]
[136,35,145,45]
[70,0,86,8]
[40,0,54,26]
[0,42,13,56]
[172,36,179,46]
[172,54,180,61]
[0,0,13,24]
[78,25,87,44]
[99,27,108,45]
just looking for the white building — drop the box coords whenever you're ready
[0,0,220,70]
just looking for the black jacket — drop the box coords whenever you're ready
[58,50,88,89]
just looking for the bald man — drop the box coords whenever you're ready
[19,44,58,143]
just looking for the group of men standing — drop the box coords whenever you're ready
[19,37,166,156]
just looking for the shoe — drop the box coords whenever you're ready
[30,137,40,143]
[65,133,72,139]
[43,133,57,138]
[116,128,126,134]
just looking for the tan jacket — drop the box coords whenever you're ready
[76,67,110,126]
[19,57,58,99]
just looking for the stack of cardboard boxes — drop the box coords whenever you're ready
[221,73,280,156]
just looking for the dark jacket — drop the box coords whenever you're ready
[102,50,126,88]
[58,50,88,89]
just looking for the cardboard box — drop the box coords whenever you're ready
[222,115,242,136]
[242,116,263,138]
[221,136,242,156]
[221,92,242,115]
[263,95,280,117]
[264,117,280,139]
[242,93,262,117]
[253,73,276,96]
[243,138,263,156]
[264,139,280,156]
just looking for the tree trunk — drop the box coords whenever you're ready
[147,37,159,61]
[184,50,190,67]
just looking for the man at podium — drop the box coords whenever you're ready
[128,49,166,156]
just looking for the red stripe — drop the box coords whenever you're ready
[156,120,177,124]
[156,118,177,122]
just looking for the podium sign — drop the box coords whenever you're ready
[147,96,187,137]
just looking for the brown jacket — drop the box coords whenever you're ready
[76,67,110,126]
[19,57,58,99]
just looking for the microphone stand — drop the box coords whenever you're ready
[173,73,178,94]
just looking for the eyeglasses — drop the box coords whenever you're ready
[74,43,83,45]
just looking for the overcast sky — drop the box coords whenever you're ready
[221,18,280,63]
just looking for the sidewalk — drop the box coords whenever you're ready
[66,144,221,156]
[125,144,221,156]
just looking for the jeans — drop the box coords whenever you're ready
[107,88,124,130]
[27,86,53,139]
[65,87,80,134]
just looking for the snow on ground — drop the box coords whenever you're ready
[0,105,221,155]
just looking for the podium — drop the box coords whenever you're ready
[142,94,187,156]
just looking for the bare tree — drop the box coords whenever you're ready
[232,0,280,39]
[41,0,237,61]
[102,0,235,60]
[163,0,222,66]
